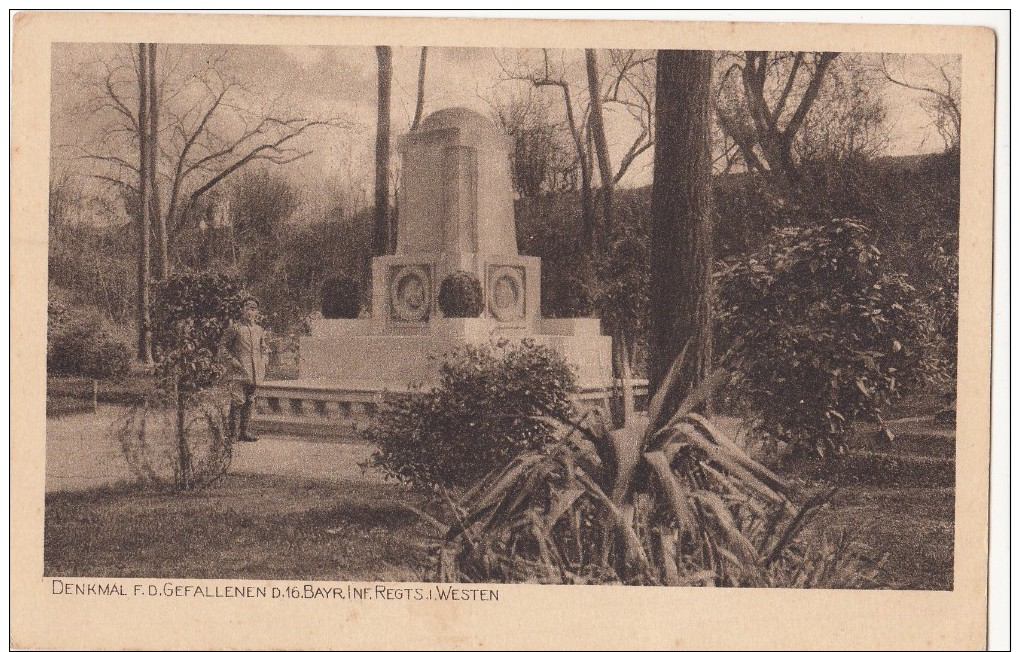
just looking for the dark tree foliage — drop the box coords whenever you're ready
[321,273,362,319]
[715,217,948,457]
[276,208,373,330]
[515,192,595,318]
[374,45,393,256]
[365,339,578,490]
[151,271,248,396]
[47,298,132,380]
[593,198,650,345]
[437,272,484,318]
[229,172,300,333]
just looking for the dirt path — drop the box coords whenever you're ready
[46,406,387,492]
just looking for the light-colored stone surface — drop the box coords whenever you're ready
[299,331,611,390]
[272,107,614,420]
[372,109,543,327]
[397,107,516,257]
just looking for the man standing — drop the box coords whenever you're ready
[222,297,268,442]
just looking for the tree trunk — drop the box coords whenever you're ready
[579,173,595,251]
[148,43,168,279]
[411,46,428,131]
[585,49,614,239]
[176,395,191,490]
[373,46,393,257]
[613,331,635,426]
[136,43,153,364]
[648,50,714,416]
[587,49,629,406]
[390,194,400,254]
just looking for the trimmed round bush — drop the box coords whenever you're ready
[365,339,578,490]
[437,271,483,318]
[321,274,361,319]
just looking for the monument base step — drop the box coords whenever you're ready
[253,379,649,430]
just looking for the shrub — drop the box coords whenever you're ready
[147,272,249,490]
[437,272,483,318]
[715,217,947,458]
[47,299,132,380]
[430,358,877,587]
[116,386,233,491]
[923,242,959,387]
[321,273,361,319]
[365,339,579,490]
[152,271,248,396]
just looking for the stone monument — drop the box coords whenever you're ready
[257,108,612,424]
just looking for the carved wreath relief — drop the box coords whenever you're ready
[389,265,432,322]
[487,265,526,322]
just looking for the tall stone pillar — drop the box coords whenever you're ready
[442,145,478,255]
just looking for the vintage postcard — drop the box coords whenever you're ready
[12,11,996,650]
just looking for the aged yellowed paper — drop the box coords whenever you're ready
[13,11,995,650]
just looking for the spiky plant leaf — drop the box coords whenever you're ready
[645,340,691,433]
[542,487,586,536]
[643,451,697,536]
[608,419,647,505]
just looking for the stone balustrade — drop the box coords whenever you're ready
[253,379,649,432]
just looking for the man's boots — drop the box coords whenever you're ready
[237,399,258,442]
[228,403,239,441]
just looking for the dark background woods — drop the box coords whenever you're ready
[47,46,960,391]
[48,150,960,358]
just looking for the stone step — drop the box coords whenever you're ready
[804,450,955,488]
[887,432,956,458]
[849,417,956,459]
[254,379,649,428]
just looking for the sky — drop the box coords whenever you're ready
[49,43,960,223]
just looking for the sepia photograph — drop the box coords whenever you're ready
[12,11,998,650]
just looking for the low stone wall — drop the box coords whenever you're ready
[253,379,649,434]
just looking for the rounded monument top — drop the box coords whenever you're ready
[417,107,498,135]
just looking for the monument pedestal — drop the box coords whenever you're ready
[256,108,615,429]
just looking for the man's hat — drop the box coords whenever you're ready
[242,296,260,308]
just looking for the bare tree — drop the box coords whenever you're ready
[490,89,578,199]
[497,48,655,249]
[881,54,961,152]
[147,43,167,279]
[71,43,346,357]
[649,49,714,416]
[75,44,347,259]
[498,49,655,420]
[715,51,839,184]
[586,49,614,234]
[374,46,393,257]
[498,49,597,247]
[795,55,889,165]
[411,46,428,132]
[136,43,153,363]
[602,49,656,185]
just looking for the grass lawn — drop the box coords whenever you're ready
[45,474,437,582]
[44,472,954,589]
[813,485,954,590]
[44,401,955,588]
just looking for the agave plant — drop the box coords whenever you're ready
[436,347,844,586]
